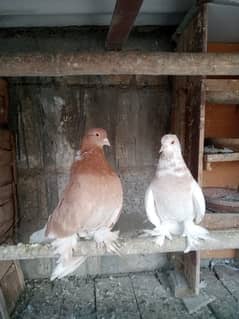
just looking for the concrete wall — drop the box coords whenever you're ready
[6,28,172,278]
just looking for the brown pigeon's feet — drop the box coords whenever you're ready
[94,227,121,255]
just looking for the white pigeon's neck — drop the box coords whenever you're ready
[157,152,187,172]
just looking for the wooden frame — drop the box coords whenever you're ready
[0,52,238,76]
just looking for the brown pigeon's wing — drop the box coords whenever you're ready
[46,173,122,238]
[191,179,206,224]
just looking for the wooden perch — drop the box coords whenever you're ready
[0,52,239,76]
[0,229,238,260]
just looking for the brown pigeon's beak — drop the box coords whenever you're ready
[103,138,111,147]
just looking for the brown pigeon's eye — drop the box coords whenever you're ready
[171,141,175,144]
[96,133,99,137]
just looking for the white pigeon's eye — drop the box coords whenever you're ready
[171,140,175,144]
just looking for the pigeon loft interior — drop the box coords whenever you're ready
[0,1,239,317]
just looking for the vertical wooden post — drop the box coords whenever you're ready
[171,4,207,296]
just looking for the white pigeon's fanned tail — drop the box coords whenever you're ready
[30,226,47,243]
[50,234,86,280]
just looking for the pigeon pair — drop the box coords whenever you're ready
[30,128,209,280]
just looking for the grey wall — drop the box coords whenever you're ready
[6,28,172,278]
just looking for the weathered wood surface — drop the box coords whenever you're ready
[203,213,239,230]
[206,79,239,104]
[106,0,143,50]
[0,229,238,261]
[204,152,239,163]
[171,4,207,296]
[1,52,239,76]
[10,81,170,243]
[12,270,228,319]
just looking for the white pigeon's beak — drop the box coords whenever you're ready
[103,137,111,147]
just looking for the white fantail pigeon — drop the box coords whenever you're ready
[144,134,209,253]
[30,128,123,280]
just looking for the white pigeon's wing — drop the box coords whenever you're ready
[145,186,161,227]
[191,180,206,224]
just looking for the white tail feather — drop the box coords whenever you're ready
[50,256,87,281]
[30,226,47,243]
[50,234,86,280]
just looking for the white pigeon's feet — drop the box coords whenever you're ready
[144,225,173,247]
[183,221,210,253]
[94,227,121,255]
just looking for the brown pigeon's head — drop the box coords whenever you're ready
[81,128,110,150]
[159,134,181,156]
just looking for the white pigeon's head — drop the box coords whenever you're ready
[159,134,182,157]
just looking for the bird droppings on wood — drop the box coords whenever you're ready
[12,267,239,319]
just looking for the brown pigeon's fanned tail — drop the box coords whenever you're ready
[51,256,87,281]
[50,234,86,280]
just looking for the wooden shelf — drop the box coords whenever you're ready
[204,152,239,170]
[206,79,239,104]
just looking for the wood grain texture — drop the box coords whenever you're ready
[171,4,207,296]
[0,52,239,76]
[0,229,238,260]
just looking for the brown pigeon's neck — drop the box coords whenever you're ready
[81,144,103,154]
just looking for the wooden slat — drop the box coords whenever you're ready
[204,152,239,163]
[0,168,12,187]
[0,130,11,151]
[0,229,238,261]
[0,150,11,166]
[203,213,239,230]
[106,0,143,50]
[0,184,12,206]
[206,79,239,104]
[172,4,208,297]
[0,52,239,76]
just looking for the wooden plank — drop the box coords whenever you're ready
[106,0,143,50]
[0,229,238,261]
[0,184,13,206]
[0,52,239,76]
[183,251,200,295]
[0,167,12,187]
[0,288,9,319]
[206,79,239,104]
[201,249,236,259]
[0,150,12,166]
[203,213,239,230]
[0,130,11,151]
[59,278,95,318]
[0,263,23,313]
[95,276,140,318]
[0,80,8,125]
[214,265,239,301]
[172,4,208,297]
[201,268,239,318]
[204,152,239,163]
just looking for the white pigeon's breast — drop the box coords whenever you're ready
[151,174,194,222]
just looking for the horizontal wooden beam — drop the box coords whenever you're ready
[0,229,238,260]
[0,52,239,76]
[206,79,239,104]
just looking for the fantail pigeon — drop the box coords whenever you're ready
[144,134,209,253]
[30,128,123,280]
